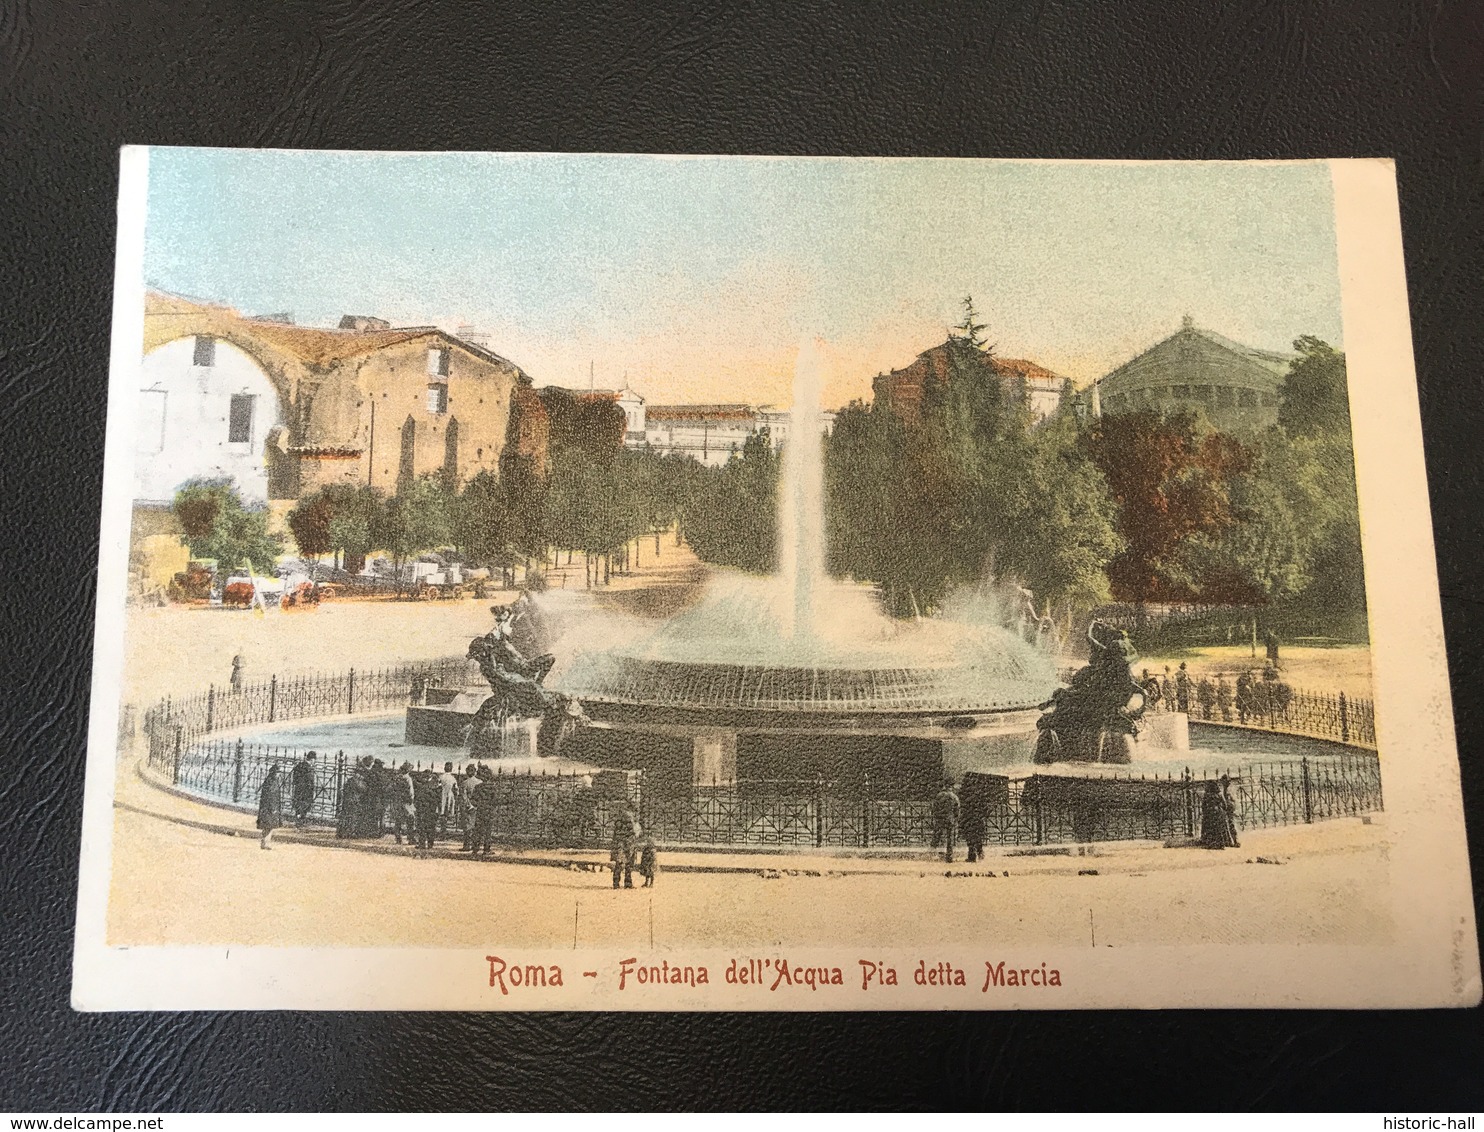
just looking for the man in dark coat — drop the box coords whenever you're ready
[611,809,639,889]
[1175,663,1192,714]
[290,751,317,827]
[472,768,498,855]
[960,779,988,864]
[1235,671,1255,724]
[337,761,367,839]
[257,764,284,850]
[931,779,961,863]
[413,770,441,850]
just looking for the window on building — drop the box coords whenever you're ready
[1260,392,1277,407]
[228,394,255,444]
[1239,389,1258,409]
[427,347,450,377]
[426,383,449,414]
[136,389,167,454]
[193,336,217,367]
[1172,384,1191,400]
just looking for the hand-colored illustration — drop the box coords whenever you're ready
[78,152,1477,1011]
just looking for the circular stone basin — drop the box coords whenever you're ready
[553,573,1061,714]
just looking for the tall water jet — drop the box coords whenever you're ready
[778,338,827,643]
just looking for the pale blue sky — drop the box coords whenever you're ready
[144,150,1344,407]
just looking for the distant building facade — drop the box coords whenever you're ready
[1088,316,1294,432]
[136,292,545,507]
[873,338,1070,425]
[546,382,835,467]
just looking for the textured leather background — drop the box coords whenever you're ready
[2,0,1481,1111]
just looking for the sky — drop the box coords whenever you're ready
[143,150,1345,409]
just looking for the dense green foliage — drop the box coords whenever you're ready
[274,325,1364,633]
[825,337,1121,617]
[172,478,283,573]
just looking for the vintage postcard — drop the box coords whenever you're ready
[72,150,1478,1010]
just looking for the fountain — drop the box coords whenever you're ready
[545,340,1063,795]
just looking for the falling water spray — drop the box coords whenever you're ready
[779,339,827,642]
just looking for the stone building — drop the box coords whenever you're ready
[873,338,1069,425]
[135,291,546,509]
[1089,316,1294,432]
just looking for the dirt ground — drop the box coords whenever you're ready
[108,768,1391,950]
[1134,645,1374,702]
[119,539,708,706]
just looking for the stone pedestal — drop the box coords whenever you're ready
[692,730,737,787]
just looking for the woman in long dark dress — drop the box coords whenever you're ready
[1199,780,1235,849]
[257,765,284,850]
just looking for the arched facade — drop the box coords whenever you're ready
[136,335,287,505]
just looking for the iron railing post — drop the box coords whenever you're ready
[268,675,277,723]
[814,774,824,848]
[206,684,215,733]
[1339,692,1349,744]
[232,739,244,804]
[348,667,356,715]
[1301,756,1313,823]
[1183,768,1194,838]
[172,727,182,786]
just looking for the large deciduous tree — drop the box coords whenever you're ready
[1084,410,1249,605]
[172,478,282,574]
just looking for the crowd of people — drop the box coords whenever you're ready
[1138,662,1294,725]
[255,751,659,886]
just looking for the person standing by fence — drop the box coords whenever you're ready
[1219,774,1241,848]
[1196,677,1215,721]
[1236,671,1255,724]
[438,761,459,838]
[290,751,316,827]
[459,763,481,852]
[1199,780,1237,849]
[1176,663,1191,714]
[472,767,497,855]
[391,762,417,845]
[257,764,284,850]
[414,769,440,850]
[1216,675,1233,722]
[230,654,245,694]
[637,831,657,887]
[611,808,638,889]
[931,779,961,863]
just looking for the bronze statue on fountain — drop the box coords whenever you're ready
[465,602,588,759]
[1034,620,1148,764]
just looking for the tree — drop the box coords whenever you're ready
[452,469,509,566]
[285,493,334,564]
[683,431,781,573]
[952,295,990,351]
[375,476,452,588]
[1084,410,1249,604]
[171,478,282,574]
[1279,336,1350,439]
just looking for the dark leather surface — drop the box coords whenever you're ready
[2,0,1481,1111]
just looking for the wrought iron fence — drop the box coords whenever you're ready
[140,656,481,771]
[158,734,1383,851]
[1186,682,1375,748]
